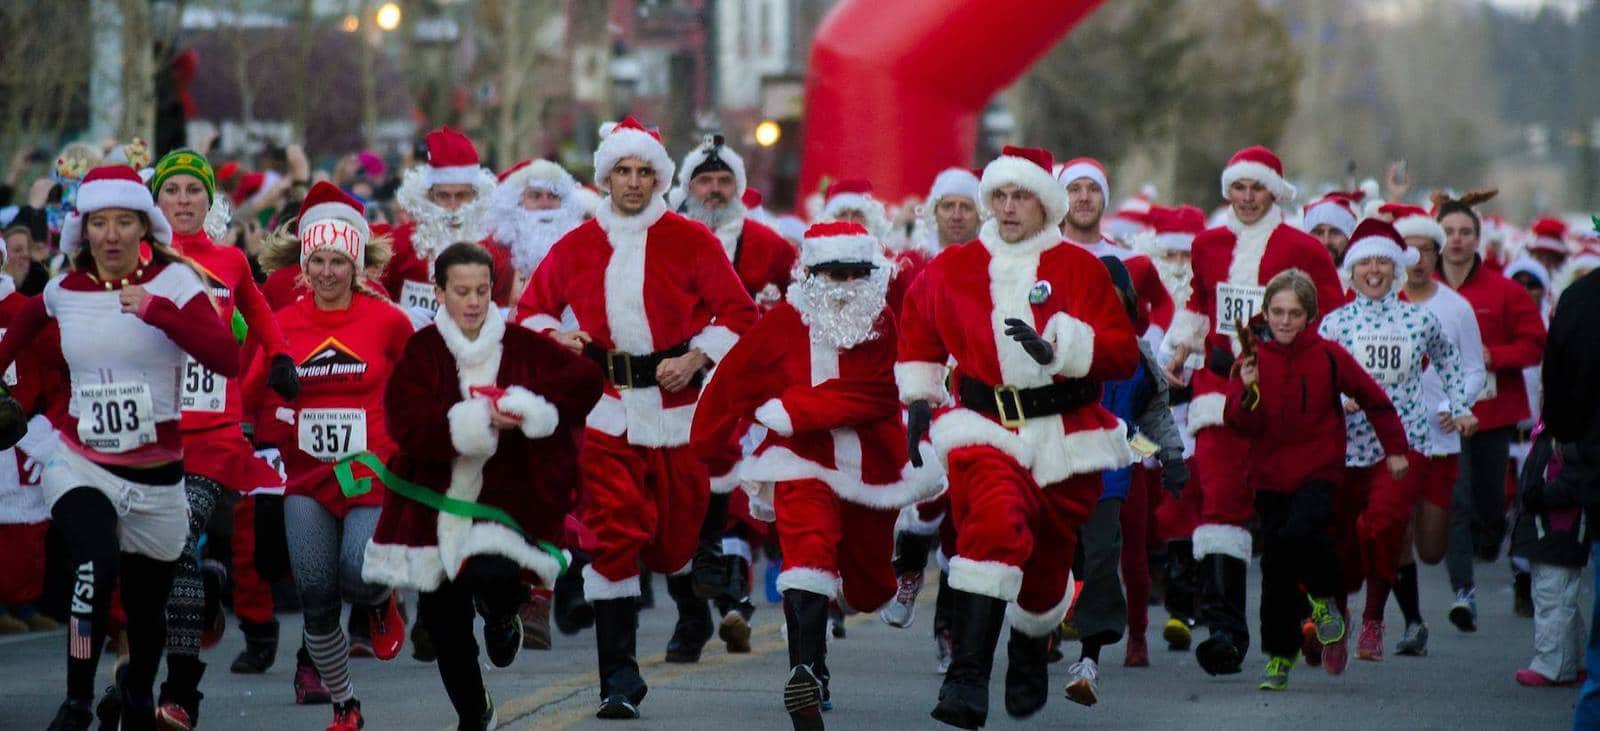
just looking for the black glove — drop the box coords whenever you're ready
[267,353,301,401]
[0,383,25,451]
[1003,318,1054,366]
[907,400,932,468]
[1162,457,1189,499]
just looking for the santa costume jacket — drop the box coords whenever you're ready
[707,216,797,310]
[514,196,759,448]
[897,220,1140,488]
[363,307,603,591]
[384,221,516,311]
[691,302,942,517]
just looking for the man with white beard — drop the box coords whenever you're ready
[486,159,585,305]
[691,220,941,731]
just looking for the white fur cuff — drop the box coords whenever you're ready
[1164,308,1210,354]
[520,313,563,333]
[948,556,1024,602]
[1185,393,1227,435]
[777,567,841,599]
[582,564,642,601]
[1043,312,1095,379]
[496,386,561,440]
[1192,523,1253,561]
[754,398,795,437]
[895,361,949,405]
[1007,576,1074,638]
[689,324,740,364]
[447,398,499,458]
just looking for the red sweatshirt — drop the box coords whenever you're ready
[1224,328,1407,494]
[253,293,413,516]
[1440,258,1546,430]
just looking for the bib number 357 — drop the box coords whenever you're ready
[76,383,157,454]
[297,409,368,462]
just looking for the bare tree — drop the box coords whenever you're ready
[482,0,564,166]
[119,0,157,142]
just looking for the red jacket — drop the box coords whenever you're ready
[1224,328,1407,494]
[1441,258,1546,430]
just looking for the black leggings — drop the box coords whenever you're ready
[1256,481,1341,659]
[418,555,526,723]
[53,487,178,709]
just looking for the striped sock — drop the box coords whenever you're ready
[304,629,355,703]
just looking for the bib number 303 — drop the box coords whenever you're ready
[76,383,157,454]
[297,408,368,462]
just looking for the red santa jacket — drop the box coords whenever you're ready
[1166,207,1342,433]
[363,309,603,591]
[887,247,931,321]
[707,217,797,309]
[515,197,759,447]
[1223,326,1406,494]
[383,221,515,311]
[897,221,1140,488]
[1071,236,1175,340]
[691,302,942,514]
[1441,257,1547,430]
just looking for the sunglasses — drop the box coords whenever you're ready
[812,267,873,282]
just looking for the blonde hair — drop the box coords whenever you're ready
[258,217,393,298]
[1262,268,1318,321]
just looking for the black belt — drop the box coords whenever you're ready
[957,375,1101,428]
[584,342,704,390]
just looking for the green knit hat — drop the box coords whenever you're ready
[150,148,216,204]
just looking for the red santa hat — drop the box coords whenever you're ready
[422,126,484,187]
[497,159,577,199]
[822,178,890,234]
[297,181,369,268]
[927,167,980,206]
[60,165,173,257]
[800,220,883,270]
[1301,192,1361,237]
[979,145,1068,225]
[1379,202,1445,248]
[1565,241,1600,274]
[1055,157,1110,205]
[1342,217,1417,275]
[592,115,675,191]
[1220,145,1296,203]
[676,134,747,199]
[1528,216,1570,256]
[742,187,764,209]
[1504,255,1552,291]
[1147,204,1206,252]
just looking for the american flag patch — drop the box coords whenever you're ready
[69,617,93,660]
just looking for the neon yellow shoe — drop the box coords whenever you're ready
[1258,655,1295,691]
[1306,594,1346,644]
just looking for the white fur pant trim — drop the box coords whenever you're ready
[1192,523,1252,561]
[947,556,1024,602]
[582,564,642,601]
[721,536,752,563]
[1007,575,1075,638]
[777,567,840,599]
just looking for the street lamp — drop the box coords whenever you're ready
[376,2,402,32]
[341,14,359,33]
[755,120,781,148]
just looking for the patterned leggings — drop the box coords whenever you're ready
[164,475,224,657]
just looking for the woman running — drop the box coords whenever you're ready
[1316,219,1477,668]
[363,242,601,729]
[1222,268,1407,691]
[254,182,412,731]
[0,165,239,731]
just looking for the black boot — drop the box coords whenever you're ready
[782,589,830,731]
[554,555,595,635]
[931,589,1006,729]
[157,655,206,727]
[664,574,713,662]
[717,555,755,653]
[692,494,732,599]
[637,570,656,610]
[1194,553,1249,676]
[1164,540,1199,626]
[230,619,280,673]
[592,597,647,719]
[1003,629,1049,718]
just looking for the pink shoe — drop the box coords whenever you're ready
[1356,620,1383,661]
[1322,634,1348,676]
[1516,668,1585,687]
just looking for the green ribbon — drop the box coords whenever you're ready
[332,452,569,575]
[230,309,248,344]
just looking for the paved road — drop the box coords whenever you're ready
[0,556,1583,729]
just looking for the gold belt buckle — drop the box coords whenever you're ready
[607,351,633,390]
[993,385,1025,428]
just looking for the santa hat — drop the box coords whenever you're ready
[423,126,485,187]
[497,159,577,200]
[822,178,890,233]
[1301,192,1360,237]
[1504,256,1552,291]
[979,145,1068,225]
[1380,202,1445,248]
[297,181,370,268]
[232,171,266,206]
[742,187,764,210]
[60,165,173,257]
[1147,204,1206,252]
[1528,216,1570,255]
[1219,145,1296,203]
[927,167,980,206]
[1342,217,1417,275]
[676,134,746,199]
[593,116,675,191]
[800,221,882,270]
[1564,241,1600,274]
[1055,157,1110,206]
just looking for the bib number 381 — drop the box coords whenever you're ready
[1215,283,1266,336]
[297,409,368,462]
[76,383,157,454]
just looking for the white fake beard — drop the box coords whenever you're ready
[1152,256,1192,306]
[498,208,581,275]
[411,196,491,258]
[789,270,889,350]
[684,197,746,232]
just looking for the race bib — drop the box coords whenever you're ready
[297,408,368,463]
[400,280,439,314]
[76,383,157,454]
[1214,283,1266,335]
[0,329,13,386]
[1352,331,1415,387]
[180,357,226,414]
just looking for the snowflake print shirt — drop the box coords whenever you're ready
[1318,291,1475,467]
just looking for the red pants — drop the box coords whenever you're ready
[579,431,709,595]
[1418,453,1460,511]
[772,479,896,611]
[1336,451,1425,590]
[724,489,775,546]
[231,496,275,624]
[1120,468,1153,637]
[945,445,1098,636]
[1195,425,1252,526]
[1153,459,1201,543]
[0,521,48,605]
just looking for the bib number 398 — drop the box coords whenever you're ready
[1215,284,1266,336]
[1352,331,1414,387]
[181,357,226,413]
[297,409,368,462]
[76,383,157,454]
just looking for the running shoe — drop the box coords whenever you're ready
[1448,587,1477,632]
[483,611,523,668]
[48,701,94,731]
[719,609,752,654]
[1356,620,1383,661]
[367,594,405,661]
[1124,634,1150,667]
[1301,619,1322,667]
[1395,622,1429,657]
[783,664,825,731]
[1258,655,1295,691]
[155,702,193,730]
[1322,634,1348,676]
[1063,658,1100,707]
[1515,668,1586,687]
[294,648,332,705]
[1306,595,1346,644]
[326,699,364,730]
[879,571,924,629]
[1162,617,1192,651]
[595,695,640,720]
[520,590,552,651]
